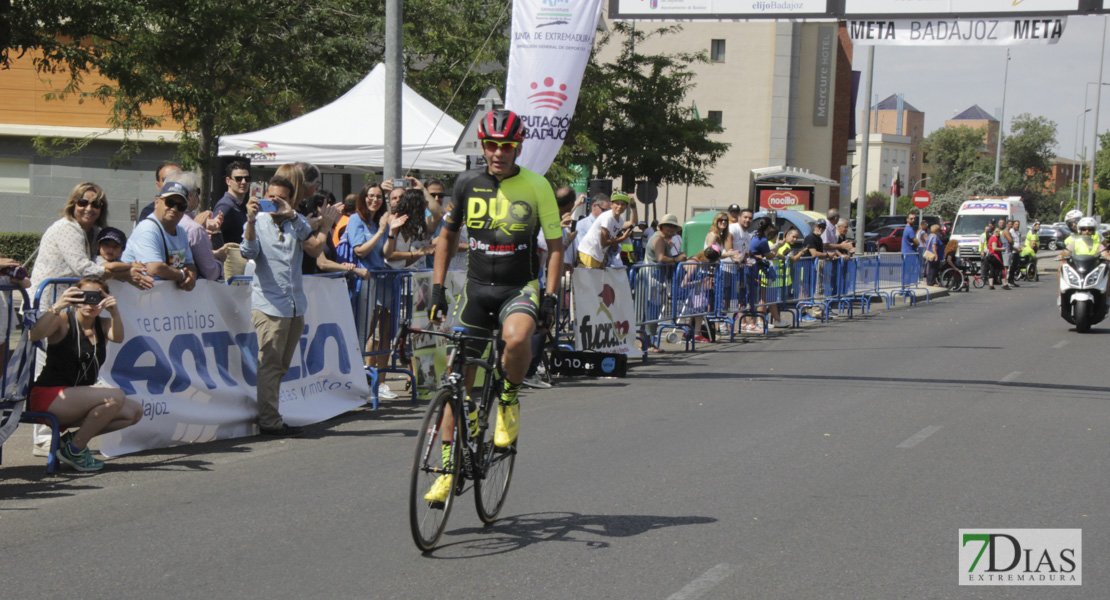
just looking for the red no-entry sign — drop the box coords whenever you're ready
[912,190,932,209]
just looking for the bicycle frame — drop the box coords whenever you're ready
[394,322,509,481]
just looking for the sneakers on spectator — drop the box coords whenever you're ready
[494,403,519,448]
[423,474,452,505]
[801,315,818,322]
[377,384,398,400]
[693,335,711,343]
[32,440,50,457]
[776,320,790,328]
[259,423,304,438]
[522,375,551,389]
[56,443,104,472]
[766,321,775,329]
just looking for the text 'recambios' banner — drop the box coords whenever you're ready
[572,267,642,359]
[505,0,605,175]
[98,278,368,456]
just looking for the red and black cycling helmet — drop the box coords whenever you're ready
[477,109,526,143]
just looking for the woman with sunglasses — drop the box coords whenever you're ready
[30,183,155,296]
[704,212,730,256]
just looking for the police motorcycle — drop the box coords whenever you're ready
[1058,217,1108,333]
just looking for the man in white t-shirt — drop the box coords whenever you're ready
[577,193,632,268]
[727,206,753,264]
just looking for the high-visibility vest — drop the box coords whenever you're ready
[775,243,793,288]
[1073,236,1100,256]
[1026,230,1037,250]
[979,233,988,254]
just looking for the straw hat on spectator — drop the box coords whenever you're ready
[659,213,681,228]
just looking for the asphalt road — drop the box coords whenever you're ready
[2,277,1106,599]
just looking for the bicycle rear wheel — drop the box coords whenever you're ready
[971,272,985,289]
[409,389,461,551]
[474,387,516,524]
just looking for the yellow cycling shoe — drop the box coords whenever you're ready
[423,474,452,504]
[494,403,519,448]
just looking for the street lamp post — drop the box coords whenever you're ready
[1075,109,1091,207]
[1089,16,1108,217]
[994,49,1010,184]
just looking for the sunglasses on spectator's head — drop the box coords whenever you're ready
[76,198,104,210]
[232,175,251,183]
[482,140,519,152]
[162,196,188,211]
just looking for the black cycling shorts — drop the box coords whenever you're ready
[456,279,541,334]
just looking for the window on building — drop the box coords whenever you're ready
[0,158,30,194]
[911,152,916,164]
[707,111,723,126]
[710,39,726,62]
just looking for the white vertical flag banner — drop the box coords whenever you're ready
[505,0,605,175]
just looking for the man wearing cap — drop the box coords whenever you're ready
[138,162,182,222]
[578,192,634,268]
[122,181,198,291]
[166,170,225,281]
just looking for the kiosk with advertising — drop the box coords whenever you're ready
[748,165,840,213]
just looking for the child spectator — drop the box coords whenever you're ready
[95,227,127,264]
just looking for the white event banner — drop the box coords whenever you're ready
[97,278,368,456]
[505,0,605,175]
[572,268,642,359]
[614,0,828,17]
[850,17,1065,46]
[844,0,1078,14]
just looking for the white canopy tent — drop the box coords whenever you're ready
[218,63,466,173]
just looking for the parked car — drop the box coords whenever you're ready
[1038,225,1066,251]
[874,225,908,252]
[865,214,941,233]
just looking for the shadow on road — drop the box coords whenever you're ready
[425,511,717,558]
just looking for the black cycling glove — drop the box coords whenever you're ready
[429,284,448,322]
[538,293,558,330]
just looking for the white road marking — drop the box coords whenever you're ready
[1000,371,1022,383]
[667,564,735,600]
[897,426,943,449]
[1053,340,1068,349]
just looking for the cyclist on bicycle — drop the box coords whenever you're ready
[424,110,565,503]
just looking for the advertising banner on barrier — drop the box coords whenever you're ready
[505,0,605,175]
[97,278,368,456]
[571,268,642,358]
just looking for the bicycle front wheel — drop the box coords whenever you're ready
[409,389,460,551]
[972,273,985,289]
[474,399,516,524]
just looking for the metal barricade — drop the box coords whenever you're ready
[791,257,821,320]
[902,253,930,303]
[852,255,883,312]
[629,262,678,353]
[670,261,719,350]
[353,269,415,408]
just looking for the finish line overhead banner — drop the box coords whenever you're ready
[505,0,605,175]
[610,0,1098,21]
[849,17,1066,46]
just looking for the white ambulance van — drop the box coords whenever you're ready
[951,197,1028,262]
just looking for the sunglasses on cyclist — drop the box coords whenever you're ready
[231,175,251,183]
[482,140,519,152]
[75,198,104,210]
[161,196,188,211]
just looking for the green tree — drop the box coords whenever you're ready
[919,125,993,195]
[562,22,729,192]
[1000,113,1057,194]
[1093,130,1110,191]
[13,0,513,205]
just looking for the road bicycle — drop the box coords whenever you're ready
[393,321,516,551]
